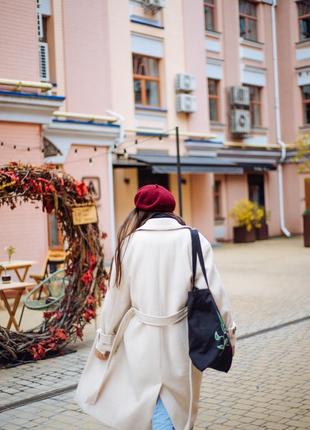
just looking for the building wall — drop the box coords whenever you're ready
[62,0,112,114]
[0,0,39,81]
[0,123,47,273]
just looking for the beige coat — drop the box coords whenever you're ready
[75,217,236,430]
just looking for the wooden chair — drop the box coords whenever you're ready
[30,249,66,285]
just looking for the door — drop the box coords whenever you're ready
[138,166,169,189]
[248,174,265,207]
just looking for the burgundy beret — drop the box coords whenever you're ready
[134,184,176,212]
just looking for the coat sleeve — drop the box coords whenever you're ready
[95,258,131,354]
[196,233,237,348]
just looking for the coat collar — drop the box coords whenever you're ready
[136,217,188,231]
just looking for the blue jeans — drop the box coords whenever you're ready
[152,398,175,430]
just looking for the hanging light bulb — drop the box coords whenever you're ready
[94,146,97,152]
[27,147,30,151]
[13,145,17,150]
[89,157,93,164]
[74,148,78,154]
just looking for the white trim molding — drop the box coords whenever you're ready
[131,33,164,58]
[296,46,310,62]
[0,91,64,124]
[297,67,310,86]
[241,65,266,87]
[43,119,120,164]
[206,58,223,80]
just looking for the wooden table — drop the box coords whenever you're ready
[0,260,37,282]
[0,282,35,331]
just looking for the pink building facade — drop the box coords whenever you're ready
[0,0,309,269]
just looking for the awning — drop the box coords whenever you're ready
[127,154,276,174]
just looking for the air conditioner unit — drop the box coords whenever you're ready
[142,0,165,9]
[230,86,250,106]
[176,94,197,113]
[175,73,196,92]
[39,42,50,82]
[231,109,251,134]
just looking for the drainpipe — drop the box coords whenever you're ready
[271,0,291,237]
[106,110,125,253]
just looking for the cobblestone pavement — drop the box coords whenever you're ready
[1,320,309,430]
[0,237,309,429]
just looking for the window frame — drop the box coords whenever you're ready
[244,84,262,128]
[298,1,310,41]
[301,85,310,125]
[47,212,63,250]
[239,0,258,42]
[213,179,222,220]
[133,54,161,108]
[208,78,220,123]
[204,0,216,32]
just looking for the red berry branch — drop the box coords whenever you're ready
[0,162,108,364]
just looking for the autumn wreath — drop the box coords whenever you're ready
[0,162,107,364]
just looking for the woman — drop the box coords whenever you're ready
[76,184,236,430]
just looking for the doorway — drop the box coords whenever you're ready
[138,166,169,189]
[248,174,265,207]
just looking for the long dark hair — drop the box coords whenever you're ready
[112,208,185,287]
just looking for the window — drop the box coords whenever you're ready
[245,85,262,128]
[37,14,50,81]
[48,213,63,249]
[208,79,220,122]
[133,54,160,107]
[298,1,310,41]
[239,0,258,42]
[213,180,222,219]
[302,85,310,124]
[204,0,216,32]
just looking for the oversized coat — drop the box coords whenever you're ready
[75,217,236,430]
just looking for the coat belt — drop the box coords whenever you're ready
[87,306,188,406]
[134,307,188,326]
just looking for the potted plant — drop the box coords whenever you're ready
[5,245,15,262]
[254,207,269,240]
[229,200,257,243]
[303,209,310,247]
[1,246,15,283]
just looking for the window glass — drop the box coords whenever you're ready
[133,54,160,107]
[213,180,222,219]
[239,0,258,41]
[204,1,215,31]
[134,80,142,104]
[302,85,310,124]
[246,85,261,128]
[146,81,159,106]
[208,79,219,122]
[298,1,310,16]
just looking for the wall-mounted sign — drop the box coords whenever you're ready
[82,176,101,201]
[72,205,98,225]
